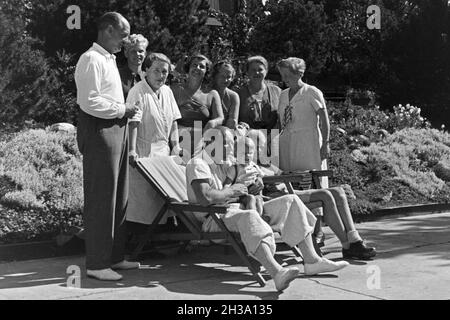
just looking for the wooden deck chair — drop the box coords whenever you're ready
[131,156,331,286]
[131,156,271,286]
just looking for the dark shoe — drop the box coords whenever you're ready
[342,241,377,260]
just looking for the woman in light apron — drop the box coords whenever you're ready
[126,53,181,225]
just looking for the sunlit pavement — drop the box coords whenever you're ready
[0,212,449,300]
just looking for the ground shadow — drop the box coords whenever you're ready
[353,214,450,265]
[0,246,305,299]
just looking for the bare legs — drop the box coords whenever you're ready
[327,187,357,232]
[254,242,283,278]
[253,234,345,290]
[297,234,322,264]
[254,242,300,291]
[296,187,360,247]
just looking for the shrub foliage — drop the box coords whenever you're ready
[0,129,83,243]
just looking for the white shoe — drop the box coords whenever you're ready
[87,268,123,281]
[304,258,349,276]
[111,260,141,270]
[274,268,300,292]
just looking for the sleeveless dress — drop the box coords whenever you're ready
[178,98,211,159]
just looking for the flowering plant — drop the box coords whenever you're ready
[389,104,431,131]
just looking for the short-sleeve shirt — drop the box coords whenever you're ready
[186,157,225,205]
[126,81,181,157]
[278,84,326,133]
[186,156,229,222]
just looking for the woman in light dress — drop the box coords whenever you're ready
[126,53,181,225]
[276,57,331,246]
[276,57,330,178]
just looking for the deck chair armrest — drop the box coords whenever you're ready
[310,170,334,178]
[310,170,334,189]
[263,172,311,185]
[169,202,229,214]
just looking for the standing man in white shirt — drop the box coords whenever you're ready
[75,12,141,281]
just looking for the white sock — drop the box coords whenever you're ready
[347,230,362,243]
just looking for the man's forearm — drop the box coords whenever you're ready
[204,187,234,205]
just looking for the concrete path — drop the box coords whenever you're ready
[0,213,449,300]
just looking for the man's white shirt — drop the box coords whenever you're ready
[75,42,126,119]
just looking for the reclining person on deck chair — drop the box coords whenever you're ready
[185,126,349,292]
[246,129,377,260]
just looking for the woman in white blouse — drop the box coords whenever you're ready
[126,52,181,225]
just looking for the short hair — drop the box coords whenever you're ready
[211,60,236,80]
[97,12,126,32]
[277,57,307,75]
[184,54,212,76]
[246,55,269,72]
[123,34,149,53]
[142,53,172,72]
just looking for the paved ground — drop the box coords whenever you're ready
[0,212,449,300]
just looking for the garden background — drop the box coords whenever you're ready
[0,0,449,244]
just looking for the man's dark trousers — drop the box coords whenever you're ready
[77,110,129,270]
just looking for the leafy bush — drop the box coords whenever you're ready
[328,101,450,215]
[31,51,79,125]
[249,0,332,78]
[328,101,431,145]
[0,8,50,123]
[28,0,210,64]
[0,129,83,243]
[2,190,45,210]
[361,128,450,200]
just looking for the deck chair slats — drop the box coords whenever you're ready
[138,156,188,202]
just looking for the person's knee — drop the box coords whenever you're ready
[313,189,334,204]
[329,187,347,200]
